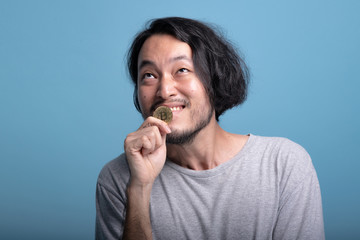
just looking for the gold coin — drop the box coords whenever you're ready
[153,106,173,123]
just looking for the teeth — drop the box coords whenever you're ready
[170,106,181,111]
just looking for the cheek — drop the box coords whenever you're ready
[185,80,201,94]
[138,92,148,108]
[137,89,146,108]
[187,81,199,91]
[138,87,155,115]
[187,81,207,99]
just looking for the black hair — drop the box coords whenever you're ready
[127,17,250,121]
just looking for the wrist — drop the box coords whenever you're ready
[127,180,153,198]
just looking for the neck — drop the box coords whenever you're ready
[166,116,248,170]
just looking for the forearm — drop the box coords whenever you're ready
[122,117,170,239]
[122,183,153,240]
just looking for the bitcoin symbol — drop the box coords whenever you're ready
[160,112,167,120]
[153,106,173,123]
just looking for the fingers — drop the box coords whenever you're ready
[139,117,171,135]
[125,117,171,156]
[140,127,162,155]
[124,117,170,186]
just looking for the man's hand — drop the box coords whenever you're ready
[123,117,171,240]
[124,117,171,187]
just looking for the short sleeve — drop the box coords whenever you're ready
[273,141,325,240]
[95,155,130,240]
[96,183,126,240]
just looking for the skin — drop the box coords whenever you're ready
[123,34,249,239]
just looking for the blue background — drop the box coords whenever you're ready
[1,0,359,239]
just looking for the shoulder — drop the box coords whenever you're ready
[97,153,130,193]
[249,135,311,163]
[250,135,307,153]
[249,135,320,202]
[248,134,315,181]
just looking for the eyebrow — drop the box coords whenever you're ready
[138,55,192,70]
[171,55,192,63]
[138,60,155,70]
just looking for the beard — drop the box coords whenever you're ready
[166,105,213,145]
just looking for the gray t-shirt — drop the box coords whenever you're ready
[96,135,325,239]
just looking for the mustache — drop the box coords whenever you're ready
[150,99,190,113]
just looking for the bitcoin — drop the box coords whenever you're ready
[153,106,173,123]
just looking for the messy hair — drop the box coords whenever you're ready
[127,17,250,121]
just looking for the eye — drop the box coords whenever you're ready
[139,72,157,85]
[143,73,155,79]
[177,68,189,73]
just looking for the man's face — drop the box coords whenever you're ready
[137,34,213,144]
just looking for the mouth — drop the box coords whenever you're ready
[169,106,184,112]
[151,103,186,116]
[150,99,189,117]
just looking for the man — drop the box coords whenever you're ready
[96,17,324,240]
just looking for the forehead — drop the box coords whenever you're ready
[138,34,193,65]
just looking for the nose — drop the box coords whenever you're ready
[156,73,177,99]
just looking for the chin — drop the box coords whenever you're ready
[166,131,196,145]
[166,123,207,145]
